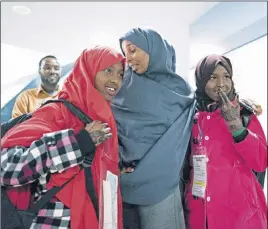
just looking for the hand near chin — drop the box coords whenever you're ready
[218,89,243,133]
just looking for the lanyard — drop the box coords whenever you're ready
[195,114,222,147]
[197,122,203,147]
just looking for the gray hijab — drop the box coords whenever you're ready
[111,28,196,205]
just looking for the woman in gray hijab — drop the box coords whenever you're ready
[111,28,196,229]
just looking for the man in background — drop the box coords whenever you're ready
[12,55,61,118]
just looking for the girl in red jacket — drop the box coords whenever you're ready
[185,54,267,229]
[1,46,125,229]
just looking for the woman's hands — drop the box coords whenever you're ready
[84,121,112,146]
[218,89,244,133]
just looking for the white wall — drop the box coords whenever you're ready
[1,43,71,108]
[156,25,190,79]
[1,23,192,109]
[225,36,267,138]
[1,43,45,107]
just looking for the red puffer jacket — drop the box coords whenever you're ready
[185,108,267,229]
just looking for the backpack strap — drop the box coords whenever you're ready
[239,101,253,128]
[27,168,82,215]
[1,99,91,139]
[21,99,98,219]
[84,163,99,218]
[1,113,32,138]
[41,99,92,124]
[40,99,99,218]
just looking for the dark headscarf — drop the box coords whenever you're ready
[195,54,236,111]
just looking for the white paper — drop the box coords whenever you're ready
[192,155,207,198]
[103,180,112,229]
[103,171,118,229]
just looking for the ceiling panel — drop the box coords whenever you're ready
[1,2,218,60]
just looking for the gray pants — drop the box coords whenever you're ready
[123,185,186,229]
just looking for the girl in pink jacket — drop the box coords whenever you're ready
[184,54,267,229]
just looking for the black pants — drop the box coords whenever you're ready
[123,202,141,229]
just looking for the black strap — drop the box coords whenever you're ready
[83,153,99,219]
[21,99,98,218]
[1,113,32,138]
[41,99,92,124]
[84,167,99,219]
[28,169,81,214]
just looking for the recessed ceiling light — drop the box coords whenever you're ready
[12,5,31,15]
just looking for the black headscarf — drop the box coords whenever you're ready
[195,54,236,111]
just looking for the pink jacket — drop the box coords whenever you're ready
[185,108,267,229]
